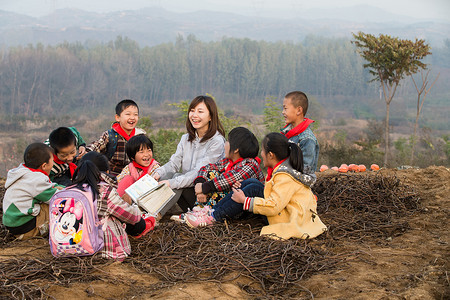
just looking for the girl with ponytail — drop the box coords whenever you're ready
[232,132,326,239]
[73,152,156,261]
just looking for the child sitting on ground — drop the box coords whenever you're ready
[2,143,62,240]
[116,134,160,200]
[74,152,156,261]
[87,99,146,177]
[48,127,86,186]
[186,133,327,240]
[281,91,319,183]
[177,127,264,222]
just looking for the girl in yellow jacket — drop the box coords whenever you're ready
[232,132,326,240]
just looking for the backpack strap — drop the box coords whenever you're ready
[105,129,118,160]
[128,163,141,180]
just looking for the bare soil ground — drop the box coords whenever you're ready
[0,166,449,299]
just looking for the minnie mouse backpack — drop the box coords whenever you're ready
[49,185,104,257]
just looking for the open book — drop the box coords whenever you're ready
[125,174,175,216]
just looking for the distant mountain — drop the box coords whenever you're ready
[0,6,448,48]
[303,4,420,23]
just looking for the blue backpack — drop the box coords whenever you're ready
[105,128,119,160]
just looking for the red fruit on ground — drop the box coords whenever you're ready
[371,164,380,171]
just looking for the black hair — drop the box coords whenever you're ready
[48,127,76,153]
[72,160,101,198]
[228,127,259,158]
[116,99,139,116]
[23,143,53,169]
[125,134,154,161]
[72,151,110,198]
[80,151,110,172]
[285,91,309,116]
[262,132,303,173]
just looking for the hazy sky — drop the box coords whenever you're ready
[1,0,449,21]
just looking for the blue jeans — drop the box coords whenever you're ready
[212,178,264,222]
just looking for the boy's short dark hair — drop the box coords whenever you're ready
[24,143,53,169]
[116,99,139,116]
[80,151,110,172]
[49,127,76,153]
[285,91,309,116]
[126,134,153,161]
[228,127,259,159]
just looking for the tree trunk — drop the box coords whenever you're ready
[384,102,390,167]
[410,97,421,165]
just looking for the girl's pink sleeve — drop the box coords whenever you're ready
[117,175,136,197]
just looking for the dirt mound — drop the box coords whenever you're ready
[0,167,449,299]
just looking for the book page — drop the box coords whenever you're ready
[125,174,159,203]
[138,184,176,215]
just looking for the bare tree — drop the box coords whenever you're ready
[410,70,440,165]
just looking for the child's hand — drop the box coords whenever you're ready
[196,193,207,203]
[122,193,133,205]
[194,183,203,195]
[232,180,242,189]
[77,146,86,158]
[152,173,161,181]
[231,188,245,204]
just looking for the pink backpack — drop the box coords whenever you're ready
[49,185,104,257]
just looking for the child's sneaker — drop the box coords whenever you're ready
[194,205,212,216]
[170,213,186,223]
[185,213,215,228]
[133,215,155,239]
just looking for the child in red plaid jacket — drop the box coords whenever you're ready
[172,127,264,222]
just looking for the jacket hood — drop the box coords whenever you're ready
[5,164,30,189]
[273,160,315,187]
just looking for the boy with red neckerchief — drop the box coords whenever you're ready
[182,127,264,225]
[48,127,86,186]
[280,91,319,182]
[116,134,160,200]
[87,99,146,177]
[2,143,63,240]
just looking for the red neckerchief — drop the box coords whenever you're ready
[266,158,287,182]
[112,122,135,141]
[225,158,244,173]
[23,164,50,181]
[53,154,77,177]
[132,160,154,180]
[282,118,314,139]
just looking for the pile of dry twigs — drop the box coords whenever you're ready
[313,173,420,241]
[0,173,420,299]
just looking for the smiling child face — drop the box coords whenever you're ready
[134,145,153,167]
[282,97,302,127]
[115,105,139,135]
[56,144,77,164]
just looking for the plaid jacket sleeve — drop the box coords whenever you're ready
[195,159,228,182]
[87,130,109,153]
[210,158,262,193]
[105,187,141,225]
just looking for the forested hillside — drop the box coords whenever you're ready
[0,35,449,120]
